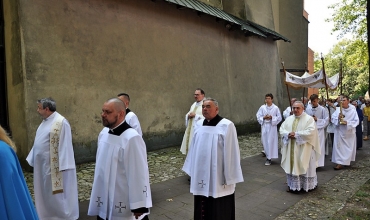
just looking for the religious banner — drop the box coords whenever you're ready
[285,69,339,90]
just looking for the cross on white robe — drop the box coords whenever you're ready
[88,127,152,220]
[182,118,244,198]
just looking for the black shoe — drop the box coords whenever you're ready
[264,159,271,166]
[261,151,266,157]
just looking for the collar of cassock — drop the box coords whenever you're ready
[108,120,132,136]
[203,114,223,126]
[126,108,131,114]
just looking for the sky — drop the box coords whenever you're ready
[305,0,344,55]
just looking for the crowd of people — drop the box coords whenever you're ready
[257,93,363,193]
[1,90,243,220]
[0,90,366,220]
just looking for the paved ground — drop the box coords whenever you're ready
[78,143,370,220]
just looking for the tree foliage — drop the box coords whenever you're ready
[322,0,369,98]
[318,39,368,98]
[328,0,367,41]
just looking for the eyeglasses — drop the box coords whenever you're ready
[194,94,201,96]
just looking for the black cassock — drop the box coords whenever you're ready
[193,115,236,220]
[194,193,235,220]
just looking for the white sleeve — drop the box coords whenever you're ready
[58,119,76,171]
[316,108,329,129]
[256,106,265,125]
[271,107,282,126]
[129,114,143,136]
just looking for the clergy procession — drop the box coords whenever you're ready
[0,89,367,220]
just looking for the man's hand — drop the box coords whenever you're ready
[339,113,345,119]
[288,132,295,139]
[312,115,317,121]
[188,112,195,119]
[264,114,272,120]
[134,212,143,219]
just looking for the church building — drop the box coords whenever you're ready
[0,0,308,165]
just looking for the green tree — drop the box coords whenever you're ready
[313,52,322,72]
[328,0,367,40]
[322,39,368,98]
[328,0,369,97]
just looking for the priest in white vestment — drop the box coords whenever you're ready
[88,98,152,220]
[280,101,320,192]
[256,93,282,165]
[331,95,359,170]
[283,98,297,119]
[118,93,143,136]
[305,94,329,167]
[180,88,205,155]
[182,97,244,220]
[26,98,79,220]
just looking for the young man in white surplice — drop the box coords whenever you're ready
[305,94,329,167]
[256,93,282,166]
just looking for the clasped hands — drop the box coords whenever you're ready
[288,132,295,139]
[188,112,196,119]
[263,114,272,120]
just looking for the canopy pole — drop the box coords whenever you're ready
[302,87,306,108]
[304,62,308,107]
[340,59,343,95]
[321,54,331,119]
[321,54,330,101]
[281,59,292,111]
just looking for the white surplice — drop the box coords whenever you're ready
[256,104,282,159]
[305,104,329,167]
[182,119,244,198]
[26,112,79,220]
[180,101,204,154]
[88,127,152,220]
[331,105,359,165]
[126,111,143,136]
[283,106,292,119]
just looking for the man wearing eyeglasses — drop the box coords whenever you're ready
[280,101,320,192]
[180,88,205,155]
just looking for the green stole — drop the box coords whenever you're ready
[290,117,300,174]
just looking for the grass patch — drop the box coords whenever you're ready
[355,190,369,197]
[331,179,370,220]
